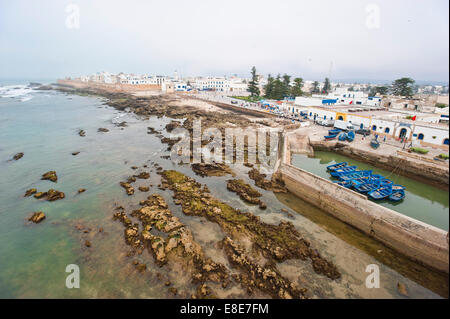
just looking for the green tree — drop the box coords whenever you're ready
[282,74,291,97]
[264,74,274,98]
[323,77,331,94]
[391,77,415,97]
[369,86,389,96]
[311,81,320,93]
[247,66,260,97]
[290,77,304,97]
[271,74,285,100]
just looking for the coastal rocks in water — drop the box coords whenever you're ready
[161,170,341,281]
[248,168,287,193]
[226,179,266,209]
[24,188,37,197]
[161,137,181,151]
[165,121,181,132]
[72,151,80,156]
[34,192,47,199]
[220,237,307,299]
[46,189,65,201]
[85,240,92,247]
[127,176,137,183]
[191,163,235,177]
[29,212,46,223]
[33,189,65,201]
[41,171,58,183]
[78,188,86,194]
[13,152,24,161]
[98,128,109,133]
[78,129,86,137]
[397,282,408,296]
[134,171,150,179]
[280,208,294,218]
[115,121,128,127]
[120,182,135,195]
[114,194,230,295]
[147,127,158,134]
[138,186,150,192]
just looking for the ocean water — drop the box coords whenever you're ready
[0,83,446,298]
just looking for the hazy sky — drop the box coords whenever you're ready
[0,0,448,83]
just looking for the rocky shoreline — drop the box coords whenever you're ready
[48,84,342,298]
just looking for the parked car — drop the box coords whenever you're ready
[231,100,238,104]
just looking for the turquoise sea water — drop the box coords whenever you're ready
[0,83,446,298]
[291,152,449,231]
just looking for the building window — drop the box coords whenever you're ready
[338,116,344,120]
[384,127,390,133]
[444,138,449,145]
[404,104,408,108]
[418,133,424,140]
[399,128,408,139]
[372,125,377,131]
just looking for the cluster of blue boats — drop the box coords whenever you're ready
[324,129,355,142]
[327,162,406,201]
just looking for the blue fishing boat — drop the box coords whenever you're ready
[327,162,347,171]
[339,170,373,181]
[338,132,347,141]
[380,178,393,186]
[351,176,373,187]
[392,184,405,192]
[328,129,341,135]
[330,165,357,177]
[334,180,352,188]
[368,186,393,200]
[324,134,338,140]
[370,139,380,149]
[347,131,355,142]
[354,182,381,193]
[371,174,384,180]
[389,190,405,202]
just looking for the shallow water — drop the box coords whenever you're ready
[291,152,449,231]
[0,85,446,298]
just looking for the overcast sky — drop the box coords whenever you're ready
[0,0,448,83]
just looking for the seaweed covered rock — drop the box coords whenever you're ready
[220,237,307,299]
[120,182,135,195]
[248,168,287,193]
[133,172,150,179]
[41,171,58,183]
[46,189,65,201]
[13,152,24,161]
[226,179,266,209]
[29,211,46,223]
[191,163,235,177]
[24,188,37,197]
[161,170,340,280]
